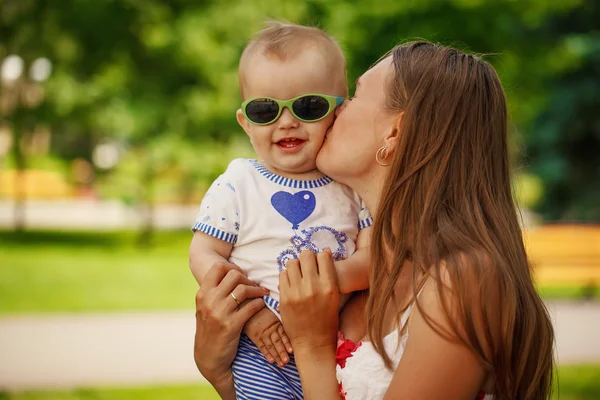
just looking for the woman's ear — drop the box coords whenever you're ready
[236,109,252,137]
[383,112,403,154]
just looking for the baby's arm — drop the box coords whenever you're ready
[335,226,372,294]
[190,230,292,367]
[189,232,233,286]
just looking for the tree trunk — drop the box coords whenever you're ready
[137,155,155,247]
[12,122,26,232]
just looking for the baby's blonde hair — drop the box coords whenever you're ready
[239,21,347,99]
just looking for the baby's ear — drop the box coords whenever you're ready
[236,109,252,137]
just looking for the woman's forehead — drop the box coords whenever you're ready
[357,57,392,92]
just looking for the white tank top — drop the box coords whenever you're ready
[335,303,494,400]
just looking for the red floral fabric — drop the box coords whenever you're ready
[336,332,362,369]
[338,382,347,400]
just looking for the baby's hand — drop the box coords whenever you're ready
[243,307,293,368]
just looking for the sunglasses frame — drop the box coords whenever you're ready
[241,93,345,125]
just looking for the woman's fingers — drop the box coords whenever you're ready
[202,261,245,289]
[200,262,233,289]
[298,250,319,285]
[224,284,268,312]
[279,270,290,295]
[285,258,302,284]
[196,284,265,333]
[280,250,334,302]
[316,248,339,288]
[214,268,260,300]
[278,249,341,354]
[232,297,265,328]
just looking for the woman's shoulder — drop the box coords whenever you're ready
[416,250,501,359]
[423,250,499,306]
[434,250,501,312]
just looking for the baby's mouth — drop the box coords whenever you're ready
[276,138,306,151]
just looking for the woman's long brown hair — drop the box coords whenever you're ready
[367,41,554,400]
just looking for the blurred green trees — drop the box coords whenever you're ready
[527,1,600,221]
[1,0,598,222]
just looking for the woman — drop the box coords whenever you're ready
[194,41,555,400]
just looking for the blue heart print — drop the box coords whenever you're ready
[270,190,316,229]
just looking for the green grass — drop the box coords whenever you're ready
[0,365,598,399]
[554,364,600,400]
[538,285,598,300]
[0,385,219,400]
[0,230,198,313]
[0,230,596,314]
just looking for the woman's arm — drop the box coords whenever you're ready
[279,250,343,400]
[193,261,267,399]
[204,371,236,400]
[293,344,339,399]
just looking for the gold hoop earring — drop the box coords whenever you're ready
[376,146,391,166]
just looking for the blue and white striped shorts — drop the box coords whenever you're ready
[232,296,303,399]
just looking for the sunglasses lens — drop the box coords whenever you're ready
[245,99,280,124]
[292,95,330,121]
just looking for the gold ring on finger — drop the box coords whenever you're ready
[230,292,241,306]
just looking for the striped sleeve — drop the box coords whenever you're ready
[192,171,240,244]
[357,198,373,230]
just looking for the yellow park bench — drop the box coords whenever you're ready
[0,169,72,199]
[524,224,600,291]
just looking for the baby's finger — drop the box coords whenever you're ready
[278,324,293,354]
[270,329,290,365]
[263,335,284,367]
[257,340,275,364]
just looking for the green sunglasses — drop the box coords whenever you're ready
[241,93,345,125]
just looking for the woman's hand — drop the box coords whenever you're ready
[194,261,267,398]
[279,249,341,351]
[279,249,342,399]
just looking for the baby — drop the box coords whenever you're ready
[189,22,371,400]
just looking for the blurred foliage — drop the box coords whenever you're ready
[527,2,600,221]
[0,0,598,221]
[96,136,255,205]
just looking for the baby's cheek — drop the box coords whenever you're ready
[251,135,268,151]
[323,113,336,127]
[313,119,334,141]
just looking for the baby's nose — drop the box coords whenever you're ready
[278,107,299,127]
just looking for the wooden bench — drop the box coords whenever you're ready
[524,224,600,295]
